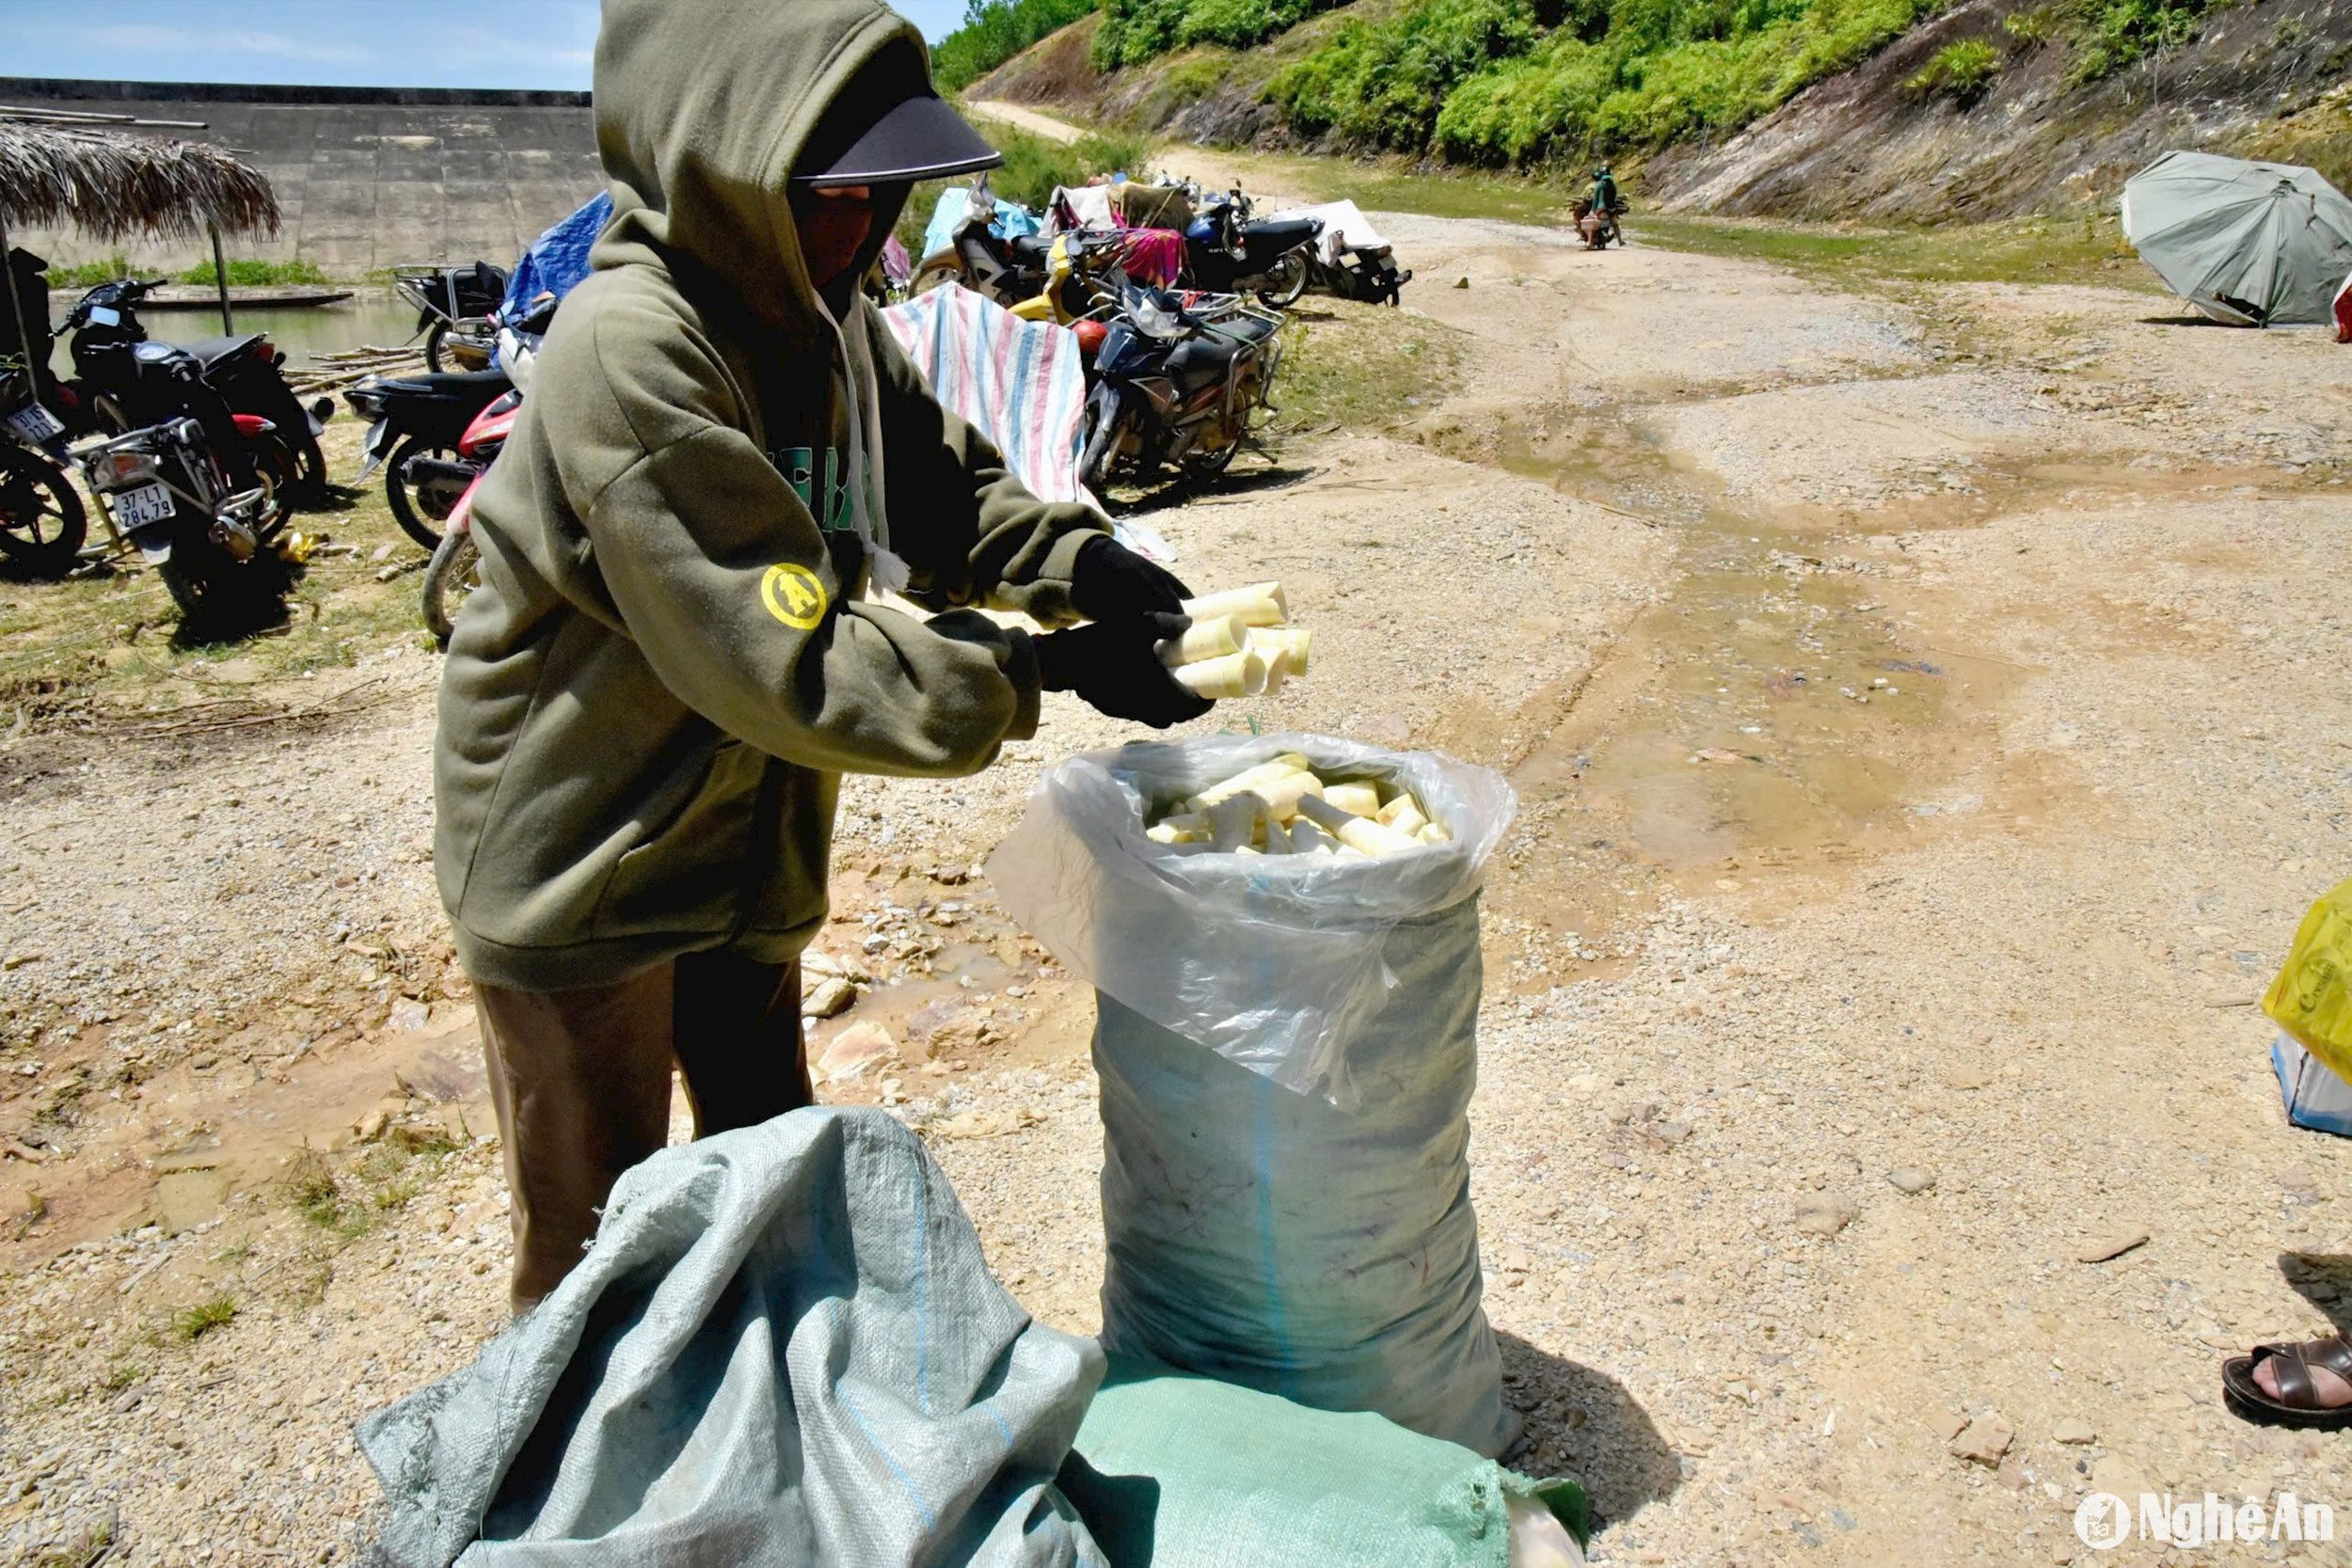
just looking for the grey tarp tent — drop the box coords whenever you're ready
[2122,150,2352,327]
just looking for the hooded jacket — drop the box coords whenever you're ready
[434,0,1105,990]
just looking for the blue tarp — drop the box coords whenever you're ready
[921,185,1040,262]
[500,191,611,323]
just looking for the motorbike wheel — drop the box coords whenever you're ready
[1180,435,1240,484]
[288,429,328,499]
[1077,391,1126,495]
[423,319,454,374]
[156,529,273,635]
[386,435,461,551]
[0,451,88,579]
[421,526,480,647]
[912,261,964,296]
[1255,252,1311,310]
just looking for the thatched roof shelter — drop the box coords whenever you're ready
[0,113,279,242]
[0,108,280,359]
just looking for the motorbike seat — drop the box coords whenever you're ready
[1163,314,1278,382]
[375,368,513,403]
[1009,233,1051,262]
[1241,217,1321,246]
[179,334,266,369]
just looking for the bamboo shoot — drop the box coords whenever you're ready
[1181,581,1287,627]
[1323,782,1382,818]
[1172,647,1269,701]
[1248,627,1311,677]
[1296,795,1419,856]
[1187,755,1311,812]
[1379,799,1429,839]
[1158,614,1247,668]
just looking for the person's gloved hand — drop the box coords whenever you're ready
[1035,612,1215,730]
[1070,533,1193,622]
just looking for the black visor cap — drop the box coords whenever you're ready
[794,48,1004,190]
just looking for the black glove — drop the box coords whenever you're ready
[1070,533,1193,622]
[1035,612,1215,730]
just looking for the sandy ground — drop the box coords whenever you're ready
[5,147,2352,1565]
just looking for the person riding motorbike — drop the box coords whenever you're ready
[435,0,1211,1309]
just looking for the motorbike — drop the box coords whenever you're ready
[421,386,521,644]
[58,277,332,499]
[913,178,1052,308]
[1182,192,1321,309]
[390,261,508,372]
[344,365,512,549]
[1574,198,1626,250]
[1077,277,1283,495]
[78,413,288,629]
[1311,232,1413,307]
[0,364,87,578]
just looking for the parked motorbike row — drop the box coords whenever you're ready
[1,252,335,626]
[918,174,1413,497]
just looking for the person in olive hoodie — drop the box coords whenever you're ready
[437,0,1211,1307]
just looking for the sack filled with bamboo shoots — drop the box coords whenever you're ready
[988,734,1518,1457]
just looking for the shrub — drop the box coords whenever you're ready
[1271,0,1550,150]
[2000,5,2058,45]
[2068,0,2207,81]
[932,0,1103,90]
[1095,0,1345,64]
[177,258,331,287]
[1905,36,2002,98]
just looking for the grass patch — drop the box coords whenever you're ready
[45,255,135,290]
[1905,38,2001,100]
[177,258,333,288]
[285,1146,368,1237]
[170,1293,237,1341]
[0,418,439,724]
[1630,209,2152,290]
[1275,297,1468,432]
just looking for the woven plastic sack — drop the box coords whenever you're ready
[358,1108,1107,1568]
[2266,877,2352,1083]
[991,736,1518,1455]
[988,734,1516,1103]
[1058,1362,1588,1568]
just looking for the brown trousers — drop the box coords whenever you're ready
[472,949,811,1311]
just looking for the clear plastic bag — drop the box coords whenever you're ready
[987,733,1516,1103]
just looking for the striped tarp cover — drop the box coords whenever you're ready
[881,283,1098,513]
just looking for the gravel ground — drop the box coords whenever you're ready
[4,189,2350,1568]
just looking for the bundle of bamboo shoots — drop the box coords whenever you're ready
[1143,752,1450,858]
[1162,581,1310,701]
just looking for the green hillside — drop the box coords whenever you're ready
[943,0,2236,169]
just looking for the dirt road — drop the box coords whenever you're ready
[5,149,2350,1564]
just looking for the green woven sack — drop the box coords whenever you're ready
[1059,1363,1590,1568]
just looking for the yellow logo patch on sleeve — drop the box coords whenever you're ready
[759,562,829,629]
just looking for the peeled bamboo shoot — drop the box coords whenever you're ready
[1379,799,1429,839]
[1323,782,1382,818]
[1418,822,1451,844]
[1158,614,1247,668]
[1187,755,1311,812]
[1248,627,1311,677]
[1251,769,1324,822]
[1173,647,1269,701]
[1258,647,1294,697]
[1181,581,1287,627]
[1296,794,1419,856]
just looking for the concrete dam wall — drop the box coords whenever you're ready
[3,78,604,277]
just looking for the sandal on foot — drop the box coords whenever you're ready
[2222,1334,2352,1429]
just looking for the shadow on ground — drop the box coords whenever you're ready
[1499,1330,1683,1528]
[2280,1253,2352,1335]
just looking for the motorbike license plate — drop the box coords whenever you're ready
[356,419,392,480]
[4,404,64,444]
[110,481,174,530]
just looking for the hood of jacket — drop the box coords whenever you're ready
[590,0,923,330]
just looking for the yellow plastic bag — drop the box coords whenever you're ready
[2265,878,2352,1082]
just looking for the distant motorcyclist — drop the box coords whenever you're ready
[1590,164,1623,217]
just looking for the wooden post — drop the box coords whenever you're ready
[208,222,234,334]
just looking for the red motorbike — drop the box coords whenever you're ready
[419,388,518,644]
